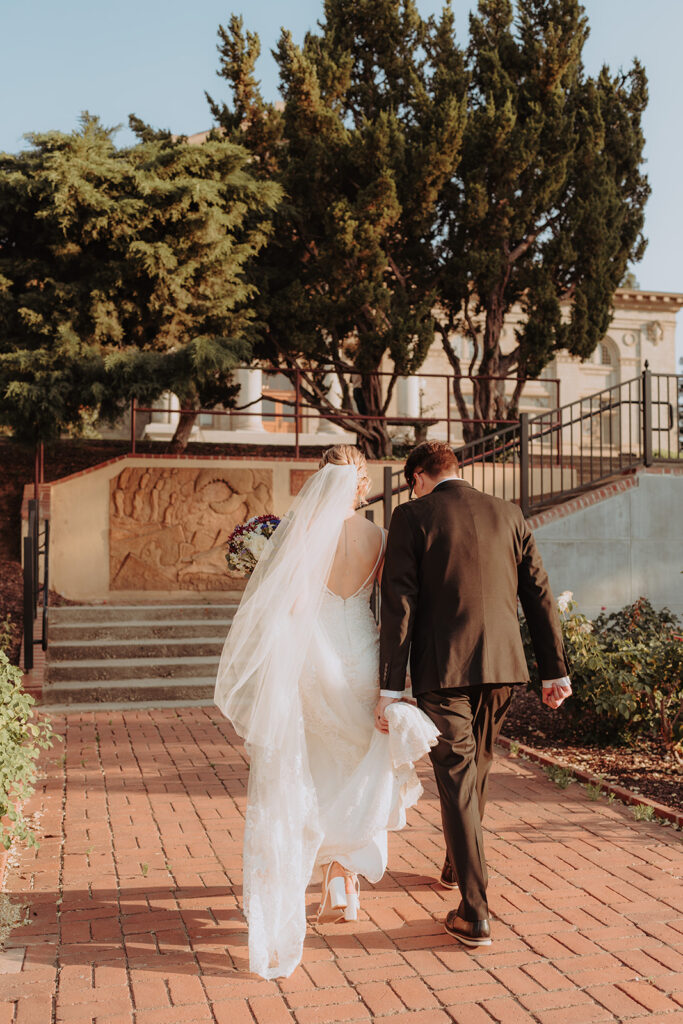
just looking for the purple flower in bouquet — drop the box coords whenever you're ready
[225,514,281,576]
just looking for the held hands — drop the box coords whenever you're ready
[541,679,572,710]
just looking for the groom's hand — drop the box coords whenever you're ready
[542,678,572,710]
[375,694,399,734]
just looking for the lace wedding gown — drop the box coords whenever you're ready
[214,465,438,980]
[302,539,412,882]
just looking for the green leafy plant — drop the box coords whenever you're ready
[632,804,655,822]
[0,651,58,850]
[544,764,574,789]
[521,595,683,747]
[0,616,16,655]
[584,781,604,801]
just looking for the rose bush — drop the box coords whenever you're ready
[521,596,683,752]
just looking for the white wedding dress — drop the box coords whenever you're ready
[214,464,438,979]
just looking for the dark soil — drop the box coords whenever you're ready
[502,685,683,814]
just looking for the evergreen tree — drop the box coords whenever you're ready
[437,0,649,439]
[0,114,280,447]
[208,1,467,456]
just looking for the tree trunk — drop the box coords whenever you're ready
[167,409,199,453]
[438,324,477,445]
[356,371,392,458]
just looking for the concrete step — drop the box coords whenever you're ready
[41,677,216,705]
[49,604,239,624]
[38,697,215,713]
[49,638,225,662]
[47,655,220,683]
[43,603,233,705]
[49,621,232,643]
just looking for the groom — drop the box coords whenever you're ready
[376,441,571,947]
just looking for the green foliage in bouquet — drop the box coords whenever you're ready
[0,651,58,849]
[521,595,683,749]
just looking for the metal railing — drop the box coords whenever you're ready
[23,498,49,672]
[130,368,560,459]
[366,366,682,524]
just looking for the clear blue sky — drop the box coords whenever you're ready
[2,1,681,361]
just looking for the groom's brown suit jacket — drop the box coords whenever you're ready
[379,480,569,696]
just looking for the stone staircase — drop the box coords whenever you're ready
[42,603,237,707]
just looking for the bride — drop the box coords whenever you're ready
[214,445,438,979]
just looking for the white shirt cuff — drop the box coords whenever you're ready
[380,689,404,699]
[542,676,571,689]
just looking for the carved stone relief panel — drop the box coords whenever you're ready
[110,466,272,590]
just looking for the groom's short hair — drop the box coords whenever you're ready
[404,441,459,485]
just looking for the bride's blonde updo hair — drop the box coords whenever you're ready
[319,445,370,507]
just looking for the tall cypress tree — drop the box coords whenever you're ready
[437,0,649,438]
[209,0,467,456]
[0,114,280,447]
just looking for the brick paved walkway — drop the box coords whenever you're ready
[1,706,682,1024]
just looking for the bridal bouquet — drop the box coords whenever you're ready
[225,514,281,576]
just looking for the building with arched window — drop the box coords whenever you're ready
[399,288,681,445]
[134,287,681,450]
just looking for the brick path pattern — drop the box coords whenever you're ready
[1,706,682,1024]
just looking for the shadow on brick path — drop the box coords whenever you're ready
[1,705,682,1024]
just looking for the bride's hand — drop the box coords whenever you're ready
[374,695,398,734]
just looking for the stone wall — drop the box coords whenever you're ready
[109,466,272,591]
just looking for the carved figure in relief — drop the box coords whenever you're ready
[109,467,273,591]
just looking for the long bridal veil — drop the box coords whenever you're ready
[215,465,360,977]
[215,464,358,749]
[214,464,438,979]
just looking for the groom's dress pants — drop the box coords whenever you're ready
[417,684,513,922]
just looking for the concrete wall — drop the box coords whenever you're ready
[531,470,683,619]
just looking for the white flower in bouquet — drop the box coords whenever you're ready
[557,591,573,613]
[245,533,269,560]
[225,514,281,577]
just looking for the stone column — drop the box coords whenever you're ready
[317,373,347,435]
[234,368,263,431]
[151,391,180,427]
[397,376,421,420]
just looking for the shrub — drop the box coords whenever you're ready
[521,595,683,748]
[0,651,57,849]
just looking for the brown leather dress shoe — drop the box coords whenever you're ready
[444,910,491,946]
[439,857,458,890]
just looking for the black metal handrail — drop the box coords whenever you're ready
[365,367,682,524]
[23,498,49,672]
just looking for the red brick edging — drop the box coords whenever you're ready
[497,735,683,828]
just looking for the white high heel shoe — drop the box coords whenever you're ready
[343,874,360,922]
[316,863,347,923]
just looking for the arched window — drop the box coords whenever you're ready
[599,343,612,366]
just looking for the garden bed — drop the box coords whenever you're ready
[502,684,683,814]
